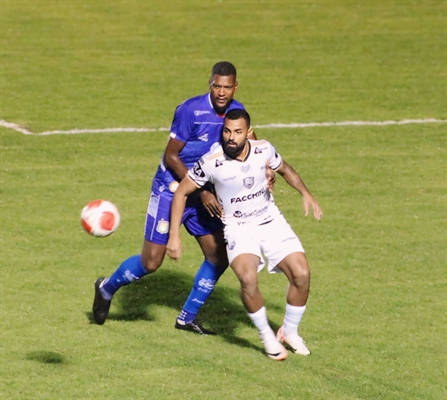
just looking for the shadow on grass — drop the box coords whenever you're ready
[26,351,65,364]
[86,268,272,352]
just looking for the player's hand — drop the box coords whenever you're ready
[265,161,276,192]
[200,190,223,218]
[166,236,182,261]
[303,194,323,220]
[267,169,276,192]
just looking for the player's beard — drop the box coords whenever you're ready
[223,140,245,158]
[211,94,229,115]
[214,104,228,115]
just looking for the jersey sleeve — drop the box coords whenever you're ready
[268,142,283,170]
[169,103,193,143]
[187,156,213,187]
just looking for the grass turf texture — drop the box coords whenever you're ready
[1,1,445,399]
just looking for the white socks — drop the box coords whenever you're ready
[247,306,277,342]
[248,304,307,342]
[283,303,306,337]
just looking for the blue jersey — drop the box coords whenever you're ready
[152,93,245,197]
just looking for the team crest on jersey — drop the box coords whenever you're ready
[192,163,205,178]
[240,164,252,173]
[243,177,255,189]
[198,133,209,142]
[227,240,236,250]
[169,181,179,193]
[156,219,169,234]
[254,147,262,154]
[215,159,223,167]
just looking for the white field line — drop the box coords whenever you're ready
[1,118,446,136]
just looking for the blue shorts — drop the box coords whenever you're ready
[144,191,223,245]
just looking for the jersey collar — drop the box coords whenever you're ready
[225,140,251,162]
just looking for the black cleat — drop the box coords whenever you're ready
[175,319,216,335]
[92,278,111,325]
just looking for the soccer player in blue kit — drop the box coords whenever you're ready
[92,61,256,333]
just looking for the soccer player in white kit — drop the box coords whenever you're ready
[167,109,323,361]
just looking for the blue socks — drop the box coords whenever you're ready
[177,260,225,324]
[99,256,224,324]
[100,255,149,300]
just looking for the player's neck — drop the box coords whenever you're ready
[234,141,250,162]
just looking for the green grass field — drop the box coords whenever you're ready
[1,1,445,399]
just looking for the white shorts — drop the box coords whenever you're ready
[224,214,305,273]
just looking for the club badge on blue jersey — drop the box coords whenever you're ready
[169,181,179,193]
[156,219,169,234]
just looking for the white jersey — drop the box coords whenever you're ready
[188,139,283,227]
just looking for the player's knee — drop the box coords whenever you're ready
[238,274,258,296]
[207,255,228,270]
[202,246,228,269]
[141,241,165,273]
[140,251,163,273]
[291,264,310,288]
[141,259,161,273]
[216,252,229,269]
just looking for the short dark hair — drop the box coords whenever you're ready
[211,61,237,78]
[225,108,251,128]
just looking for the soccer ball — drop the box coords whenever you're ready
[81,200,120,237]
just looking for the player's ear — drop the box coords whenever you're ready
[234,81,238,91]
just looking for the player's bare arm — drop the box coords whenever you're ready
[199,186,223,218]
[265,159,276,192]
[276,161,323,220]
[164,136,221,217]
[166,177,199,261]
[163,137,188,180]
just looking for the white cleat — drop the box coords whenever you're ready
[263,338,288,361]
[277,326,311,356]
